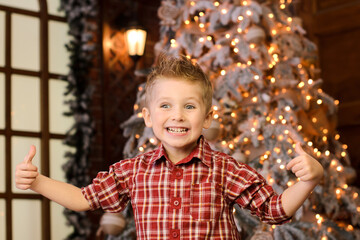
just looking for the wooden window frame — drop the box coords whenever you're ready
[0,1,67,239]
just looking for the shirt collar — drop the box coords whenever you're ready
[148,136,212,167]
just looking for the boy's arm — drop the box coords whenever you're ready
[281,143,324,216]
[15,145,90,212]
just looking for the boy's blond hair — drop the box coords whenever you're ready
[145,54,213,113]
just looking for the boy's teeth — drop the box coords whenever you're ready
[167,127,187,133]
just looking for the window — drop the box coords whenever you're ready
[0,0,74,239]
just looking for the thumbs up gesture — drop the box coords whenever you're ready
[15,145,39,190]
[286,143,324,183]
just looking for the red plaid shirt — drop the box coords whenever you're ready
[82,137,291,239]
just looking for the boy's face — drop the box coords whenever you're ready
[142,77,212,159]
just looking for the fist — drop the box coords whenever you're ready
[286,143,324,182]
[15,145,39,190]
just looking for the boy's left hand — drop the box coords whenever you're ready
[286,143,324,183]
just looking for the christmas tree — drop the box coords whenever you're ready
[118,0,360,239]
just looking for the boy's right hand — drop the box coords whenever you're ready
[15,145,39,190]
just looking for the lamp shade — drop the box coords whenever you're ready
[125,28,147,58]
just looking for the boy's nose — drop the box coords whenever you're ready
[172,108,184,121]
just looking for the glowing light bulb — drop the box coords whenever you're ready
[298,82,305,88]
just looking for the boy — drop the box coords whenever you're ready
[16,55,324,239]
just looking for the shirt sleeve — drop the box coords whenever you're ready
[81,160,132,212]
[225,158,292,225]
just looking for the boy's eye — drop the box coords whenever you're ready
[160,104,170,109]
[185,104,195,109]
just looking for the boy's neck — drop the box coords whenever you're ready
[164,142,198,164]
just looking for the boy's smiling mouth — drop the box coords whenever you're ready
[167,127,188,133]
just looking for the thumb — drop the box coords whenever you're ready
[295,142,307,155]
[24,145,36,164]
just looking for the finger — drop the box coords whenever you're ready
[294,169,307,179]
[24,145,36,164]
[15,184,32,190]
[17,162,38,172]
[295,142,307,155]
[17,170,39,179]
[16,177,36,185]
[286,157,301,170]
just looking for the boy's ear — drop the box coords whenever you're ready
[203,110,213,129]
[142,107,153,127]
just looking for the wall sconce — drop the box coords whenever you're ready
[125,25,147,64]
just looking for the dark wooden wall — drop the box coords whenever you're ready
[86,0,160,237]
[298,0,360,187]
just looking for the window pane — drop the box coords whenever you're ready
[12,199,41,240]
[11,14,39,71]
[51,202,72,240]
[0,73,4,129]
[0,199,5,240]
[11,136,41,193]
[47,0,65,17]
[11,74,40,132]
[50,139,75,181]
[0,136,4,192]
[49,20,70,75]
[50,139,74,239]
[0,11,4,67]
[0,0,39,11]
[49,79,74,134]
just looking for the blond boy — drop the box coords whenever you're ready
[16,55,323,239]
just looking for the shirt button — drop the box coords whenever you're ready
[176,171,182,177]
[172,231,178,238]
[174,200,179,206]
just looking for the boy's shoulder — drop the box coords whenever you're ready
[115,148,161,167]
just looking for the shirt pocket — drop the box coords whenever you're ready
[190,182,223,222]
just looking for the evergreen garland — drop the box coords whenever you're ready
[59,0,98,239]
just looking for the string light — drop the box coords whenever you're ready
[298,82,305,88]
